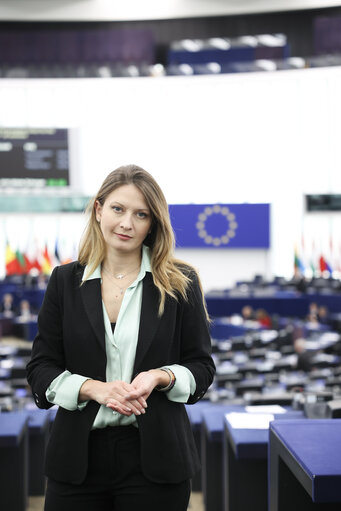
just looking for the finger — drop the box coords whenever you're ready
[125,389,143,401]
[126,399,146,415]
[137,396,148,408]
[106,400,131,414]
[125,390,148,407]
[106,403,133,417]
[126,395,148,411]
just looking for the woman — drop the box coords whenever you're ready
[26,164,215,511]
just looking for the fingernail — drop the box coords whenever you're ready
[136,410,141,415]
[141,409,146,414]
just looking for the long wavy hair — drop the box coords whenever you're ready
[78,164,208,317]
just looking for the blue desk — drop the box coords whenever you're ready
[27,409,50,495]
[206,295,308,317]
[13,319,38,341]
[206,293,341,318]
[168,46,255,66]
[201,405,244,511]
[0,412,28,511]
[224,409,303,511]
[185,401,216,491]
[269,420,341,510]
[0,314,14,336]
[210,320,252,340]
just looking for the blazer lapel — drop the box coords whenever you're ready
[134,272,161,371]
[80,278,106,351]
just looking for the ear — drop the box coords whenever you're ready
[94,200,102,222]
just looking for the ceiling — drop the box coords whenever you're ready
[0,0,340,22]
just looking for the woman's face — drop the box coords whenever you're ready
[95,184,152,256]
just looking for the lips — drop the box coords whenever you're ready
[115,233,132,240]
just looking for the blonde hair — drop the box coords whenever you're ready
[79,164,208,317]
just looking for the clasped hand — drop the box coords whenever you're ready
[104,370,158,416]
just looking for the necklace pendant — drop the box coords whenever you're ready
[116,274,124,280]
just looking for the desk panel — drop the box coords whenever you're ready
[27,409,50,495]
[224,410,303,511]
[269,420,341,510]
[0,412,28,511]
[206,294,341,318]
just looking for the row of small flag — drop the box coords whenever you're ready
[294,251,335,274]
[5,239,75,276]
[294,242,341,275]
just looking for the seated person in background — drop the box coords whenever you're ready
[0,293,15,317]
[241,305,255,321]
[296,275,308,293]
[290,268,308,293]
[37,273,48,290]
[294,338,313,372]
[16,299,32,321]
[255,308,272,328]
[306,302,319,323]
[317,305,330,325]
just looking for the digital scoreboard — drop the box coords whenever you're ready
[0,128,69,188]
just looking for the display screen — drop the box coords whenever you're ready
[306,194,341,211]
[0,128,69,188]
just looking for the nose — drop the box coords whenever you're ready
[119,212,133,230]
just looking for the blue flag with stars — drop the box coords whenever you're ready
[169,204,270,248]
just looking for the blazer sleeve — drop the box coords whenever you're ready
[26,266,66,409]
[179,270,216,404]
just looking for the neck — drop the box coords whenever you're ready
[103,248,142,275]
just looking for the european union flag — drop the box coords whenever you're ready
[169,204,270,248]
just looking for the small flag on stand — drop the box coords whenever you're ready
[41,244,53,275]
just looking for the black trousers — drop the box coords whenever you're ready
[44,425,191,511]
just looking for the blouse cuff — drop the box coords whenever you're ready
[161,364,196,403]
[46,370,91,411]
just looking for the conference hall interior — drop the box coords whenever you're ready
[1,1,341,510]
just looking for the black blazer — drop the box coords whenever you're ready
[26,261,215,485]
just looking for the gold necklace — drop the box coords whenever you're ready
[102,265,140,298]
[102,265,140,280]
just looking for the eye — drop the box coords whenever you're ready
[112,206,122,213]
[136,211,148,219]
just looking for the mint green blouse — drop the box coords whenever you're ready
[45,245,196,429]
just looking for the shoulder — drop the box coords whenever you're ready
[173,261,202,302]
[174,260,197,281]
[50,261,85,283]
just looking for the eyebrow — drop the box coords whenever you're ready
[110,200,150,212]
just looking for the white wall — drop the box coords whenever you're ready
[1,66,341,290]
[0,0,340,21]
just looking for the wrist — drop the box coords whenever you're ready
[154,367,176,392]
[148,369,169,388]
[79,379,100,402]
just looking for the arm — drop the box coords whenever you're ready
[27,266,147,415]
[127,271,215,405]
[128,364,196,404]
[46,370,90,411]
[26,267,67,409]
[46,370,148,416]
[176,270,216,404]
